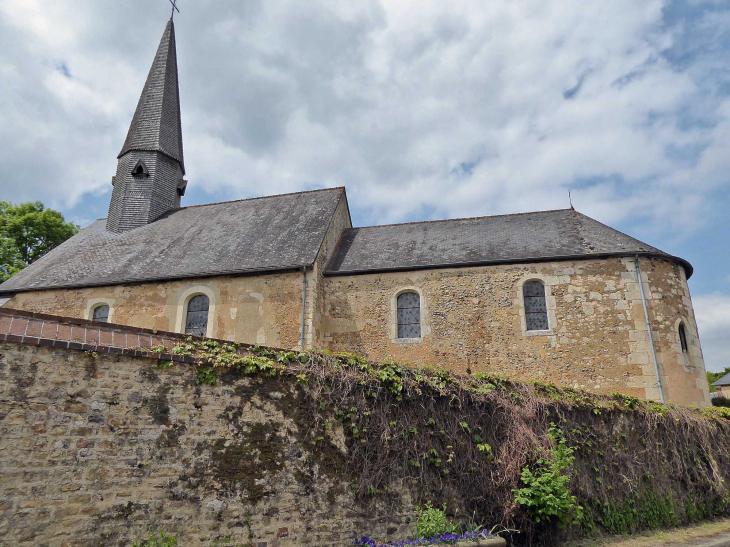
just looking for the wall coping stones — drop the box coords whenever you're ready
[0,306,275,365]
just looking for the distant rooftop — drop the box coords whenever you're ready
[713,372,730,387]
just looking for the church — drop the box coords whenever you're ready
[0,20,710,407]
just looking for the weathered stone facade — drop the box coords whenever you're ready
[320,256,709,406]
[1,251,710,407]
[5,271,305,351]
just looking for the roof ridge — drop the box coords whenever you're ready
[91,186,345,221]
[175,187,345,211]
[350,208,575,231]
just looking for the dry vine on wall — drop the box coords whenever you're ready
[158,340,730,546]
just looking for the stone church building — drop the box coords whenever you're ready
[0,20,710,406]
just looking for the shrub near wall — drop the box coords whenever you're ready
[2,334,730,546]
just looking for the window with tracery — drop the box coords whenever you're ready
[185,294,210,336]
[523,281,549,331]
[397,292,421,339]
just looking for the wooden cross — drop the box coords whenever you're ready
[169,0,179,19]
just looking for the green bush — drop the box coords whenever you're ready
[415,501,459,537]
[513,423,584,527]
[133,531,178,547]
[712,396,730,408]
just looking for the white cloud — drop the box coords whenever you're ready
[0,0,729,233]
[693,293,730,372]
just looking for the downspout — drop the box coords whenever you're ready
[635,255,665,403]
[300,266,307,350]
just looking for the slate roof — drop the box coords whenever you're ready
[325,209,693,277]
[0,188,345,293]
[118,19,185,173]
[713,372,730,387]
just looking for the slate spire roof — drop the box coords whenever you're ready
[118,19,185,173]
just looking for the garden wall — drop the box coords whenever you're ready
[0,308,729,546]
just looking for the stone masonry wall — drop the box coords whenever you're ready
[5,272,305,351]
[2,253,709,407]
[0,316,412,546]
[321,256,710,407]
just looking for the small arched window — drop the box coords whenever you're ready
[397,292,421,339]
[131,160,149,177]
[523,281,549,331]
[679,323,688,353]
[185,294,210,337]
[92,304,109,323]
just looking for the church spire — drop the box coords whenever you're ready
[107,19,187,234]
[118,19,184,173]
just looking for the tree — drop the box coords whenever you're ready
[0,201,79,283]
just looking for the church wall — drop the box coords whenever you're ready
[3,255,710,406]
[4,272,305,350]
[320,256,710,406]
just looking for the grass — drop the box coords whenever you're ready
[569,517,730,546]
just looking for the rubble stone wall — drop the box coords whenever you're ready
[321,257,709,406]
[0,336,410,546]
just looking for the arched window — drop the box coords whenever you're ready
[131,160,149,177]
[523,281,548,331]
[679,323,688,353]
[397,292,421,339]
[92,304,109,323]
[185,294,210,336]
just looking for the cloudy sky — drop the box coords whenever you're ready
[0,0,728,371]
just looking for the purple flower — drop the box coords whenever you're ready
[355,528,498,546]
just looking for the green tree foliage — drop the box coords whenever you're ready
[0,201,79,282]
[707,366,730,393]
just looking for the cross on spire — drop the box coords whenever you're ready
[169,0,179,19]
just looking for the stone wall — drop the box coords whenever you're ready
[320,256,710,406]
[5,271,305,351]
[0,325,411,546]
[0,310,726,546]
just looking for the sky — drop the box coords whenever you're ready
[0,0,728,371]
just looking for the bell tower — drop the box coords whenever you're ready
[107,19,187,233]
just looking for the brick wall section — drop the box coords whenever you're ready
[0,307,266,367]
[0,312,412,546]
